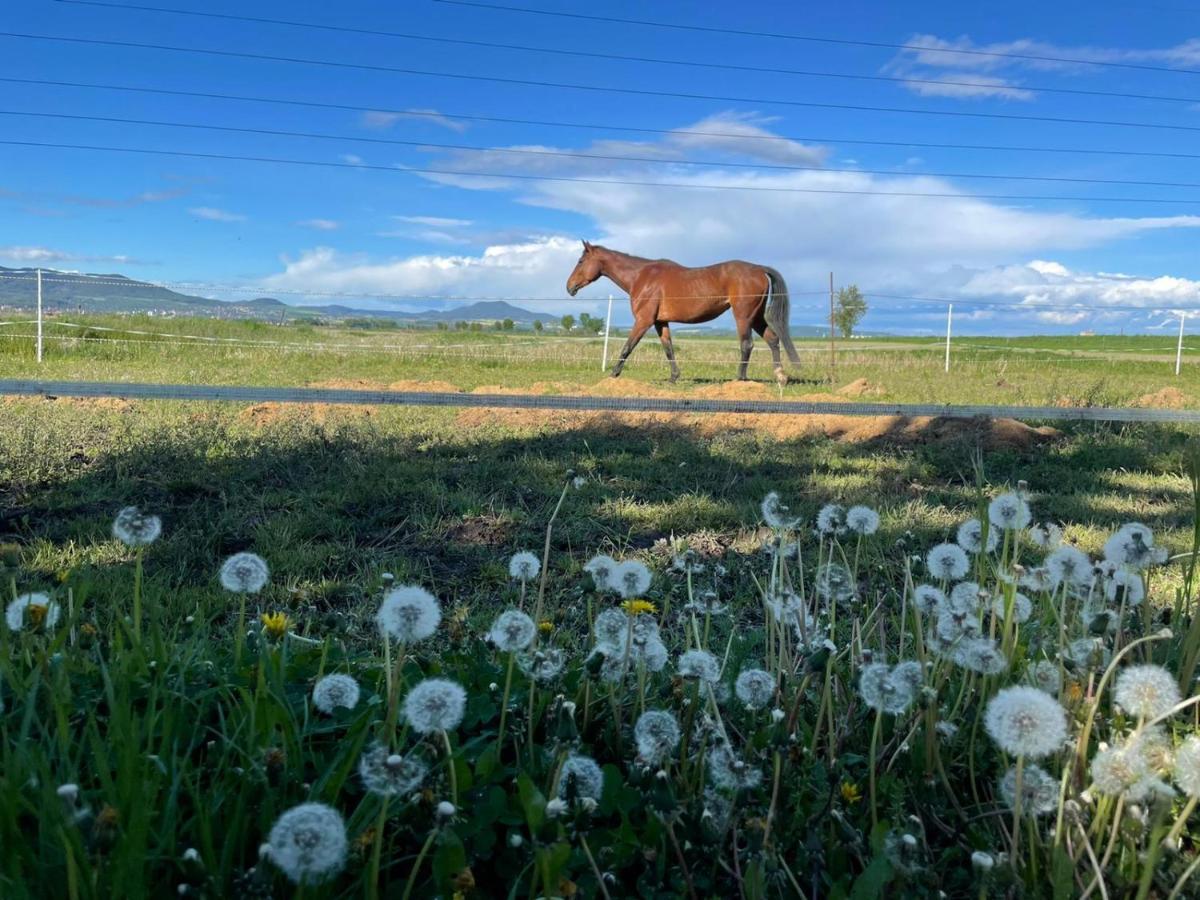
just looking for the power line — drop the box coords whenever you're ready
[11,75,1200,163]
[9,109,1200,191]
[434,0,1200,78]
[4,32,1200,134]
[9,137,1200,204]
[43,0,1200,107]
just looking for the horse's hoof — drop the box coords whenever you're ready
[610,370,622,379]
[669,373,680,384]
[775,369,789,387]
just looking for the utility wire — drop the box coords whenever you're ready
[3,32,1200,133]
[434,0,1200,78]
[8,109,1200,190]
[43,0,1200,107]
[10,76,1200,163]
[9,137,1200,204]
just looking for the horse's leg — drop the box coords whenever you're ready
[754,322,788,386]
[611,317,653,378]
[655,323,680,383]
[736,322,753,381]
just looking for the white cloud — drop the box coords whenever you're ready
[361,109,468,133]
[189,207,246,222]
[339,154,365,166]
[393,215,474,227]
[0,246,142,264]
[900,73,1035,101]
[297,218,340,230]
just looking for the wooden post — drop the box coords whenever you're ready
[828,272,836,375]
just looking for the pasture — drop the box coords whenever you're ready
[2,316,1200,898]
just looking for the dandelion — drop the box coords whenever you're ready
[1028,522,1063,549]
[954,638,1008,676]
[376,586,440,643]
[112,506,162,547]
[558,755,604,802]
[1131,728,1175,776]
[487,610,536,653]
[614,560,652,599]
[1063,637,1111,671]
[358,743,428,797]
[734,669,775,710]
[584,554,618,592]
[707,743,762,791]
[984,686,1068,759]
[1028,661,1062,695]
[1172,736,1200,797]
[1113,664,1181,720]
[677,649,720,684]
[999,764,1059,816]
[840,782,862,804]
[5,592,61,631]
[621,599,657,616]
[1045,545,1092,590]
[859,662,920,714]
[517,648,567,683]
[956,519,997,554]
[1104,569,1145,607]
[761,492,800,529]
[927,543,969,581]
[545,798,568,818]
[991,592,1032,624]
[972,851,995,872]
[264,803,347,885]
[260,611,289,640]
[1091,743,1147,796]
[1019,566,1055,593]
[402,678,466,735]
[218,553,269,594]
[1103,522,1157,570]
[634,710,680,765]
[593,609,629,652]
[816,503,847,536]
[912,584,946,616]
[1127,776,1175,803]
[988,492,1031,531]
[949,581,983,614]
[846,505,880,536]
[312,674,360,713]
[814,562,856,604]
[508,551,540,582]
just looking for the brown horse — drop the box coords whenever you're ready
[565,241,802,383]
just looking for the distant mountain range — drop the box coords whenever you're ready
[0,266,548,324]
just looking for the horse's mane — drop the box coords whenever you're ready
[593,245,669,265]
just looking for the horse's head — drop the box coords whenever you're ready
[566,240,602,296]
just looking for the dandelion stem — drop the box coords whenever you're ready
[578,833,612,900]
[763,750,783,848]
[441,730,458,806]
[367,795,390,900]
[399,827,439,900]
[496,651,517,758]
[869,709,883,830]
[1164,794,1199,850]
[132,546,144,644]
[1010,755,1025,873]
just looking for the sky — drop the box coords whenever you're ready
[4,0,1200,334]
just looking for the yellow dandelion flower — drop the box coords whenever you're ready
[260,611,290,640]
[840,781,862,804]
[621,599,657,616]
[538,620,553,634]
[1066,682,1084,704]
[26,604,49,628]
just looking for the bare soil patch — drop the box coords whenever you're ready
[1134,387,1190,409]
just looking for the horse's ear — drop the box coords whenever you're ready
[582,239,593,252]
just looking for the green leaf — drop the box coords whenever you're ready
[1052,845,1075,900]
[517,772,546,832]
[432,829,468,895]
[850,854,893,900]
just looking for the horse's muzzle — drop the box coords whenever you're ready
[566,283,579,297]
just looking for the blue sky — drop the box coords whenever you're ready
[5,0,1200,333]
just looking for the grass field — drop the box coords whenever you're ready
[2,317,1200,898]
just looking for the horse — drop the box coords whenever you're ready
[565,241,802,384]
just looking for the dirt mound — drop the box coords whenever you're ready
[693,381,776,401]
[1134,387,1190,409]
[309,378,463,394]
[836,377,877,397]
[388,379,461,394]
[237,402,374,427]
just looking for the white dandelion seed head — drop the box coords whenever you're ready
[677,649,721,684]
[734,669,775,710]
[112,506,162,547]
[1028,522,1063,550]
[935,609,981,644]
[593,609,629,652]
[1103,523,1157,570]
[984,686,1068,759]
[859,662,919,714]
[558,755,604,802]
[1090,744,1148,796]
[991,592,1033,624]
[487,609,536,653]
[912,584,946,616]
[402,678,466,735]
[815,562,856,605]
[218,553,269,594]
[584,554,618,592]
[707,743,762,792]
[1028,661,1062,695]
[1126,776,1176,804]
[1172,736,1200,798]
[927,543,970,581]
[988,492,1032,531]
[634,710,681,765]
[264,803,347,885]
[637,637,669,673]
[949,582,983,614]
[1105,570,1145,607]
[5,592,61,631]
[935,721,959,739]
[999,764,1059,816]
[953,637,1008,676]
[508,551,541,582]
[517,648,567,683]
[436,801,456,820]
[956,519,998,555]
[971,851,995,872]
[1045,546,1093,590]
[1131,728,1175,776]
[311,674,360,714]
[545,798,567,818]
[1063,637,1111,672]
[846,505,880,536]
[1019,566,1056,593]
[358,743,428,797]
[761,491,800,529]
[816,503,847,536]
[1113,664,1181,720]
[376,585,441,643]
[613,560,652,599]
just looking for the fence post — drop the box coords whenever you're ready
[1177,311,1187,377]
[36,267,43,363]
[828,272,836,375]
[601,293,613,372]
[944,304,953,373]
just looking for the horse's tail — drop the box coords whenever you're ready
[762,266,802,366]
